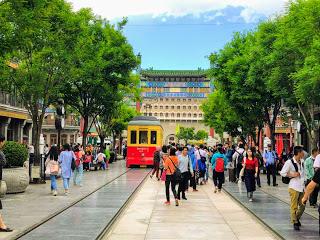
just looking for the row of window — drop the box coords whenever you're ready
[143,87,209,93]
[145,77,206,82]
[144,105,199,110]
[144,112,203,118]
[130,130,157,145]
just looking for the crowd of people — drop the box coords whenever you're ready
[150,140,320,232]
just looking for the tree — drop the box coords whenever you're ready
[60,15,139,147]
[176,127,195,144]
[194,130,208,141]
[0,0,78,164]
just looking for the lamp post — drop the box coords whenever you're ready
[55,99,65,150]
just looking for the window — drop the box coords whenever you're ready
[139,131,148,144]
[171,106,174,109]
[171,99,175,102]
[144,113,147,116]
[177,99,181,102]
[188,106,191,110]
[194,114,197,117]
[61,134,68,145]
[130,131,137,144]
[183,106,186,110]
[177,113,180,117]
[165,113,169,117]
[160,106,163,109]
[70,135,74,144]
[194,106,197,110]
[188,99,191,102]
[50,134,57,146]
[188,113,191,117]
[199,113,203,117]
[160,113,163,116]
[183,99,186,102]
[171,113,174,117]
[154,105,158,109]
[151,131,157,144]
[160,98,163,102]
[149,113,152,116]
[183,113,186,117]
[166,106,169,109]
[154,113,158,116]
[177,106,180,110]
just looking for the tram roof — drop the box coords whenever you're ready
[128,116,162,126]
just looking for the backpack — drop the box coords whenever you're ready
[215,157,224,172]
[237,151,244,164]
[75,152,82,167]
[282,159,298,184]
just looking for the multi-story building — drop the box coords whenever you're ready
[139,69,212,143]
[0,91,32,143]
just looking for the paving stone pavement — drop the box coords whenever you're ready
[223,172,320,240]
[19,168,150,240]
[104,176,279,240]
[0,160,129,240]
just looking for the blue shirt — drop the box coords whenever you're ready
[211,152,228,169]
[263,150,277,166]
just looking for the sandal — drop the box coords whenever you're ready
[0,228,13,232]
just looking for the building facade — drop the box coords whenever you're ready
[139,70,212,143]
[0,91,32,144]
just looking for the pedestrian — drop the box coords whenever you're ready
[280,146,305,231]
[150,147,161,180]
[83,151,92,171]
[0,135,13,232]
[211,145,228,193]
[188,147,198,192]
[159,145,167,179]
[243,147,259,202]
[104,146,111,169]
[73,146,83,186]
[95,151,107,170]
[255,146,263,188]
[302,168,320,205]
[196,144,207,185]
[304,148,319,207]
[45,145,59,196]
[59,143,75,195]
[263,144,278,186]
[177,146,193,200]
[232,143,245,183]
[163,147,179,206]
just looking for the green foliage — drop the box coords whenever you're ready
[176,127,195,144]
[194,130,208,141]
[2,141,28,167]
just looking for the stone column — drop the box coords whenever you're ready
[19,120,27,143]
[66,133,70,144]
[3,118,11,140]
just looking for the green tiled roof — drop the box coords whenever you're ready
[141,69,208,77]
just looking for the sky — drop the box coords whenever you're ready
[68,0,289,70]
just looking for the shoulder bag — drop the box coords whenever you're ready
[168,157,182,183]
[282,159,299,184]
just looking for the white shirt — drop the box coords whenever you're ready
[313,154,320,168]
[280,157,305,192]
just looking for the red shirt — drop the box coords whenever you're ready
[243,158,258,170]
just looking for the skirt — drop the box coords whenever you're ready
[244,169,256,192]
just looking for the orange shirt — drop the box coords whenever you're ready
[164,155,179,175]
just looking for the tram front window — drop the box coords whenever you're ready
[151,131,157,144]
[130,131,137,144]
[139,131,148,144]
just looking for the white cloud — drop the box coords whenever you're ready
[67,0,288,22]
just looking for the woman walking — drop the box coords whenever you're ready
[177,146,193,200]
[83,151,92,171]
[211,146,228,193]
[243,147,259,202]
[59,144,75,195]
[73,146,84,186]
[163,147,179,206]
[150,147,161,180]
[45,145,59,196]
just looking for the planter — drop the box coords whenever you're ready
[3,167,29,193]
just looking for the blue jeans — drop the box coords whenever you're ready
[63,178,70,190]
[50,175,57,190]
[73,164,83,185]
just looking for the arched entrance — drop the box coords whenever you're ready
[165,134,177,145]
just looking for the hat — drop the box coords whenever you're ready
[267,144,272,147]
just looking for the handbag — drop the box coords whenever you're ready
[50,161,59,175]
[168,157,182,183]
[71,157,76,171]
[161,170,167,181]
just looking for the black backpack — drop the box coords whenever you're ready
[282,159,299,184]
[237,151,244,164]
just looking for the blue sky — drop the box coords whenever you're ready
[69,0,288,70]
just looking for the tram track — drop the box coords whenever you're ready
[10,169,136,240]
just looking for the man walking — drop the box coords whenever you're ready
[280,146,305,231]
[304,148,319,207]
[178,147,194,200]
[263,144,278,186]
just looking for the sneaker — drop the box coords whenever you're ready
[258,185,261,188]
[218,189,221,193]
[193,189,198,192]
[53,190,57,196]
[164,201,170,205]
[150,175,153,179]
[273,183,278,187]
[297,220,301,227]
[214,187,217,193]
[249,198,253,202]
[175,199,179,206]
[293,223,300,231]
[182,196,187,200]
[64,190,69,195]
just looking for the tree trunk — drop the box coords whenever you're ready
[99,135,105,150]
[112,131,116,151]
[119,135,123,155]
[82,115,89,148]
[31,115,43,166]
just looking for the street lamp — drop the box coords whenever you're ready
[55,98,65,149]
